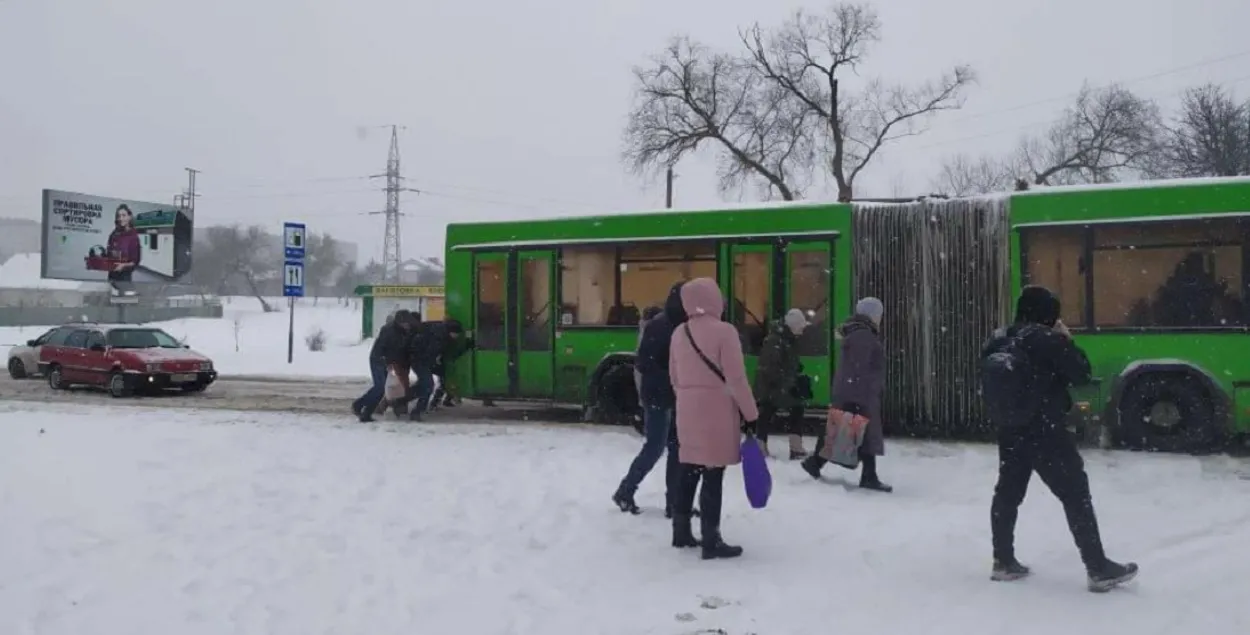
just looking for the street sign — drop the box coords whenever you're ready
[283,222,306,260]
[283,260,305,297]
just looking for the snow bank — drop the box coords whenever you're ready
[2,402,1249,635]
[0,296,368,378]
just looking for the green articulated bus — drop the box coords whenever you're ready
[444,176,1250,453]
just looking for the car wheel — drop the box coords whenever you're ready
[108,372,132,398]
[1118,373,1220,453]
[47,365,64,390]
[7,357,26,380]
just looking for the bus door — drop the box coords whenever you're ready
[726,242,776,382]
[783,240,835,407]
[471,250,555,399]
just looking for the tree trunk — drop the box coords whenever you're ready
[243,273,273,312]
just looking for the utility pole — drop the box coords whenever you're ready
[368,126,405,283]
[182,168,199,215]
[665,166,675,208]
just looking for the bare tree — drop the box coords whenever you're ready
[933,83,1160,195]
[623,38,814,200]
[1151,84,1250,178]
[1017,83,1161,186]
[741,4,974,201]
[199,225,277,311]
[303,233,343,304]
[931,153,1017,197]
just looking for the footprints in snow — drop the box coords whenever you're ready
[675,595,755,635]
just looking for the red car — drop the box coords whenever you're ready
[38,324,217,397]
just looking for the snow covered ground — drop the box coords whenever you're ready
[0,296,367,377]
[3,403,1250,635]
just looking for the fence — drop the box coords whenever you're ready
[0,304,224,327]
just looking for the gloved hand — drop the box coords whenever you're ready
[741,419,758,436]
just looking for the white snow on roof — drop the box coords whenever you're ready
[0,253,90,290]
[1012,175,1250,197]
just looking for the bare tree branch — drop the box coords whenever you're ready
[622,37,812,200]
[933,83,1161,194]
[1149,84,1250,178]
[740,3,975,201]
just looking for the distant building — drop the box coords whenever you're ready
[398,257,445,284]
[0,253,102,307]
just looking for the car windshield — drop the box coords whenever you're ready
[106,329,183,349]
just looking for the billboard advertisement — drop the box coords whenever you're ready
[41,189,194,294]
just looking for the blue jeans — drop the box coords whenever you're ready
[617,405,678,503]
[353,358,389,414]
[403,368,435,416]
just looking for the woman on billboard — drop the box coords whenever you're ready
[107,204,141,284]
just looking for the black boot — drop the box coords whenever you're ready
[800,455,824,479]
[858,453,893,493]
[612,488,641,515]
[1087,559,1138,593]
[991,557,1032,581]
[698,468,742,560]
[672,463,702,548]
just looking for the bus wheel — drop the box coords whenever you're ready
[595,363,638,427]
[1118,373,1219,453]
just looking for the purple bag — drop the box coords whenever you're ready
[740,436,772,509]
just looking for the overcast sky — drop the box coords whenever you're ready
[1,0,1247,263]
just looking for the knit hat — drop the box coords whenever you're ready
[1014,285,1060,327]
[855,297,884,323]
[783,308,809,333]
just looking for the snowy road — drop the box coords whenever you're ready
[0,374,585,423]
[3,403,1250,634]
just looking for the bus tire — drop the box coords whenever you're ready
[593,362,639,427]
[1117,373,1220,454]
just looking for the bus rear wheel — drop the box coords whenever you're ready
[594,363,639,428]
[1118,373,1219,454]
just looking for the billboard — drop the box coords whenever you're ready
[41,189,194,294]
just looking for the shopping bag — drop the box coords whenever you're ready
[740,436,772,509]
[819,408,869,470]
[384,369,406,400]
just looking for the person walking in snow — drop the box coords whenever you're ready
[353,309,415,423]
[612,287,686,516]
[669,277,759,560]
[754,308,812,460]
[801,297,892,492]
[980,285,1137,592]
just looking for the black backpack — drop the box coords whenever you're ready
[980,328,1041,428]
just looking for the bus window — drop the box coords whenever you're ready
[1093,218,1244,328]
[619,242,716,322]
[788,249,829,356]
[521,256,552,350]
[733,250,770,354]
[559,247,616,326]
[476,259,506,350]
[1021,225,1088,328]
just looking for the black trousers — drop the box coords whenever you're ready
[673,464,725,539]
[757,401,803,444]
[991,426,1107,569]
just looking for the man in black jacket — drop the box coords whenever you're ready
[982,285,1138,592]
[353,310,414,423]
[612,282,692,521]
[397,318,466,421]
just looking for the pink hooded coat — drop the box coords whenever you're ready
[669,278,760,467]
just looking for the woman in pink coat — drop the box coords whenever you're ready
[668,277,760,559]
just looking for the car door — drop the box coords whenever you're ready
[37,327,72,372]
[81,330,110,386]
[59,329,90,383]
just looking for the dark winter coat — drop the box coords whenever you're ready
[830,315,886,456]
[981,287,1093,432]
[635,282,688,409]
[407,320,464,373]
[753,321,801,409]
[369,322,408,366]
